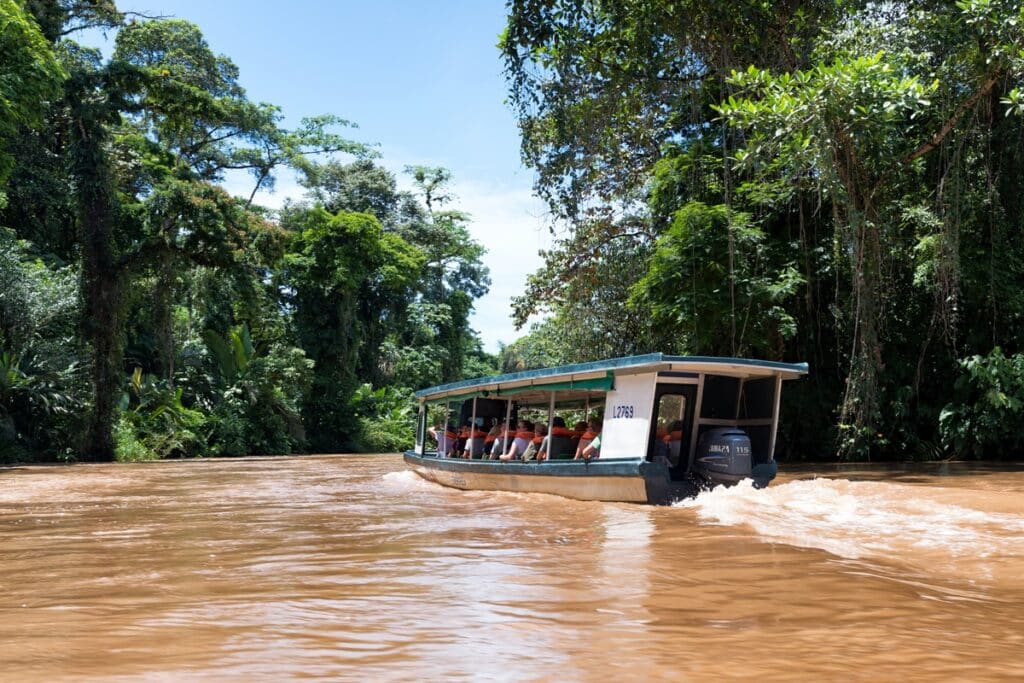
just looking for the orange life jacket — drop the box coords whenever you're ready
[550,426,575,438]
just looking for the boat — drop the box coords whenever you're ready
[404,353,808,504]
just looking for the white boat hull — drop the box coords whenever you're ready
[404,451,694,504]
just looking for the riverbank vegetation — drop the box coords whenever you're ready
[3,1,1024,463]
[0,1,494,462]
[499,0,1024,460]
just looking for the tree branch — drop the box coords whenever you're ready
[903,69,1003,165]
[58,12,170,37]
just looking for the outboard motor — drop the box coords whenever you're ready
[693,427,752,486]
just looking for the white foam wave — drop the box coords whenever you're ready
[675,478,1024,579]
[381,469,442,492]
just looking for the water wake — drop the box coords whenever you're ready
[675,477,1024,584]
[381,469,441,492]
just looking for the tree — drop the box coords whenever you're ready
[283,207,423,451]
[112,18,364,383]
[298,161,492,390]
[0,228,82,461]
[632,202,802,358]
[502,0,1024,461]
[0,0,64,199]
[499,0,840,349]
[500,0,841,219]
[401,166,490,382]
[717,1,1024,455]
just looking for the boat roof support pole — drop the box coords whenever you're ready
[767,373,782,462]
[416,402,425,455]
[585,396,590,422]
[687,373,706,473]
[444,402,452,457]
[547,392,556,458]
[470,397,478,458]
[503,397,513,459]
[735,378,746,422]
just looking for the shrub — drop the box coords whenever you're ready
[0,230,86,460]
[205,336,312,456]
[118,367,208,460]
[349,383,415,453]
[114,416,156,462]
[940,348,1024,458]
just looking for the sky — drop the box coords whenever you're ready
[82,1,552,352]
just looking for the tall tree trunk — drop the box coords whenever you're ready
[838,206,884,459]
[153,252,176,386]
[828,128,886,459]
[71,87,123,462]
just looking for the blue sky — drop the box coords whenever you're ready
[82,1,551,352]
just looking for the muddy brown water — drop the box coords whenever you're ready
[2,455,1023,681]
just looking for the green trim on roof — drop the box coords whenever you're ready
[423,372,614,405]
[416,354,661,400]
[496,372,614,396]
[424,392,480,405]
[415,353,808,400]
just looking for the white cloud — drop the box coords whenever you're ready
[450,178,552,352]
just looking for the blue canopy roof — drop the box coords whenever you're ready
[415,353,808,401]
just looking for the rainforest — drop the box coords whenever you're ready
[3,0,1024,463]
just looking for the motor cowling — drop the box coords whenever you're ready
[693,428,752,485]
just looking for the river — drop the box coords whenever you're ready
[1,455,1023,681]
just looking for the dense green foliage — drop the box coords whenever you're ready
[501,0,1024,460]
[7,1,1024,463]
[940,349,1024,459]
[0,2,493,461]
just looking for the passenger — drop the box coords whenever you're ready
[454,421,467,455]
[663,419,684,466]
[456,421,472,458]
[461,419,489,459]
[428,421,458,457]
[570,420,588,453]
[652,421,670,460]
[542,416,576,460]
[522,423,548,462]
[576,418,603,460]
[485,419,505,462]
[574,418,600,459]
[489,419,511,459]
[484,420,500,458]
[499,420,534,461]
[656,422,669,442]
